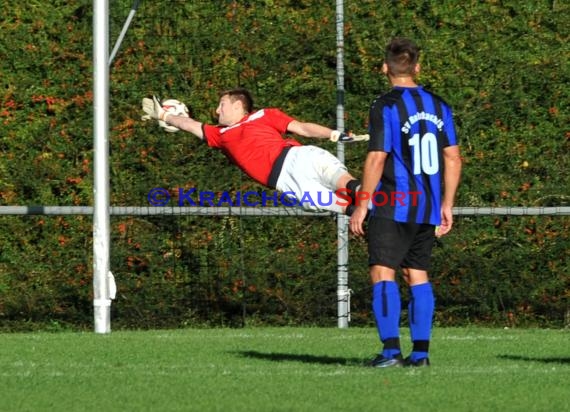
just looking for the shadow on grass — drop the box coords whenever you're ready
[234,350,364,366]
[498,354,570,364]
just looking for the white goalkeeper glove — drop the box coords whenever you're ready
[330,130,370,143]
[141,95,169,122]
[141,96,189,133]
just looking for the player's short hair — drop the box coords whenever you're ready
[220,87,254,113]
[384,38,420,76]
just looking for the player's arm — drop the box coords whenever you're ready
[286,120,333,139]
[165,116,204,140]
[349,150,387,236]
[287,120,369,143]
[141,96,205,139]
[438,145,462,237]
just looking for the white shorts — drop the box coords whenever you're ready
[275,145,347,213]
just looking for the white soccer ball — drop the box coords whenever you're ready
[159,99,189,133]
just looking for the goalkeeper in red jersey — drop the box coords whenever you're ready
[142,87,367,214]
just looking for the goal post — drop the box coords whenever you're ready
[93,0,112,334]
[335,0,350,328]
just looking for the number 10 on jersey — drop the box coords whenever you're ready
[409,133,439,175]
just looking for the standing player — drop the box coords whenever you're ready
[350,38,462,367]
[142,87,367,214]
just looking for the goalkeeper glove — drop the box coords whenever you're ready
[142,96,190,133]
[141,95,171,123]
[330,130,370,143]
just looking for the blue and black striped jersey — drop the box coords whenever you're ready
[368,86,458,225]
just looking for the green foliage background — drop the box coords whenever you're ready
[0,0,568,330]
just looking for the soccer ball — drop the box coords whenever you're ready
[159,99,189,133]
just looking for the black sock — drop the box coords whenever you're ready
[346,179,361,201]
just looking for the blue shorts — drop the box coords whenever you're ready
[367,217,436,271]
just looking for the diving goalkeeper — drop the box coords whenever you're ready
[142,87,367,214]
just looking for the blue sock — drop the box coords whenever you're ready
[408,282,435,361]
[372,281,401,358]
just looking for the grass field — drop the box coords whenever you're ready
[1,326,568,412]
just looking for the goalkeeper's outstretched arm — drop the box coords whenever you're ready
[141,96,204,139]
[287,120,369,143]
[165,115,204,139]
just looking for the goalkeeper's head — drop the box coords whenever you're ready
[216,87,254,126]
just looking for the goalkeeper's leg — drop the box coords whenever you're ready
[343,178,362,216]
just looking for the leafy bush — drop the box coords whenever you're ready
[0,0,568,330]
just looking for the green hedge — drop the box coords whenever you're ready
[0,0,568,330]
